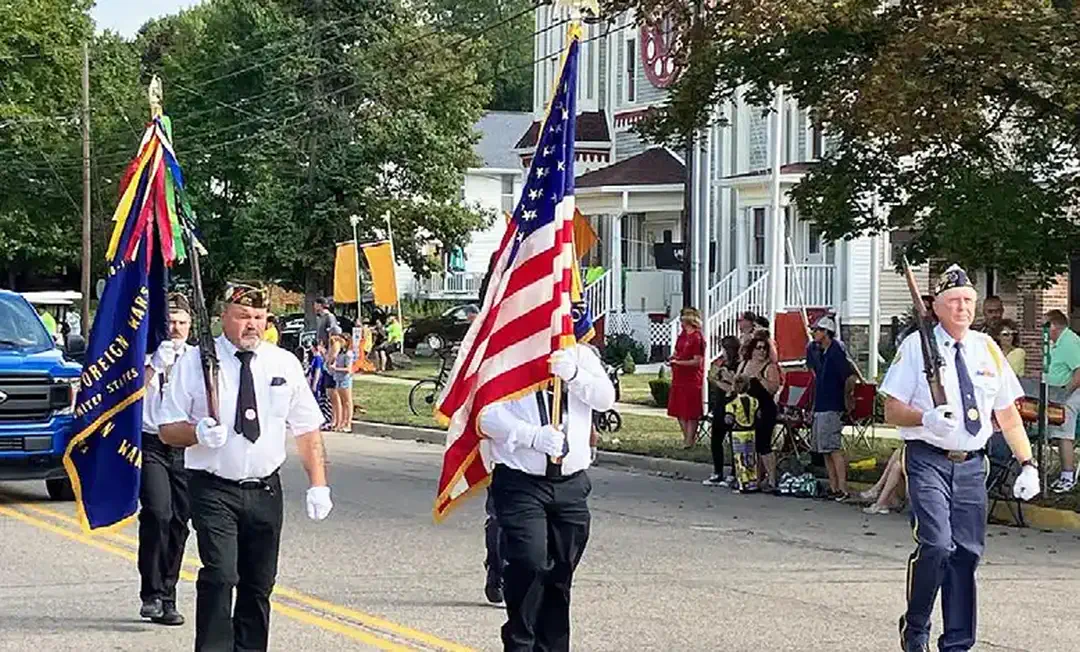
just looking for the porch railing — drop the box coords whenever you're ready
[707,269,738,314]
[583,270,611,321]
[747,264,835,308]
[420,271,483,298]
[705,272,770,361]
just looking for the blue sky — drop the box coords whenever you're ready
[91,0,203,37]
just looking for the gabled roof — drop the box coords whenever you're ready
[576,147,686,188]
[473,111,533,169]
[515,110,611,149]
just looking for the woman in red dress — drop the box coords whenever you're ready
[668,307,706,448]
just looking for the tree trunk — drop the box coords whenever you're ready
[304,268,319,329]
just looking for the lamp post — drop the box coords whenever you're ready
[349,214,363,324]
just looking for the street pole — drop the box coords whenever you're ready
[349,215,363,324]
[384,212,404,353]
[80,41,92,334]
[768,86,785,337]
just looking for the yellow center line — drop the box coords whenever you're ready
[11,501,475,652]
[0,503,417,652]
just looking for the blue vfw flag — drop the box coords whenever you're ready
[64,86,189,532]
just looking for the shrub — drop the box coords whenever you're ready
[622,352,636,375]
[603,333,647,367]
[649,377,671,408]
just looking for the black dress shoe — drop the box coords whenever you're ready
[898,615,929,652]
[152,602,185,626]
[140,598,163,619]
[484,582,504,605]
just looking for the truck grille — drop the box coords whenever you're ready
[0,375,53,423]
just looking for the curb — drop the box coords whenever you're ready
[349,420,1080,532]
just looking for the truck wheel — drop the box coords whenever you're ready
[46,478,75,501]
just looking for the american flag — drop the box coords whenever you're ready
[433,26,583,521]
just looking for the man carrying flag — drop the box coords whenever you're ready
[433,9,612,650]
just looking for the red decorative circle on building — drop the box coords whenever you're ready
[640,19,679,89]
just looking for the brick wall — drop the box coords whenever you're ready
[994,273,1068,378]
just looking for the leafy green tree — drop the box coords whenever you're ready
[609,0,1080,285]
[129,0,492,309]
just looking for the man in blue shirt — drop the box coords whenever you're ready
[806,315,852,500]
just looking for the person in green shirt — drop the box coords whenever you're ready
[1045,309,1080,493]
[38,308,57,340]
[386,315,403,347]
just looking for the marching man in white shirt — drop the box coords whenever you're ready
[480,339,615,652]
[159,282,332,652]
[138,292,194,626]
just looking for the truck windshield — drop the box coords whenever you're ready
[0,294,53,353]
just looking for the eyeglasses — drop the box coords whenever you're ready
[754,344,767,351]
[999,331,1014,337]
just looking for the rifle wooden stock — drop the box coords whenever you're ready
[186,228,219,421]
[901,256,948,409]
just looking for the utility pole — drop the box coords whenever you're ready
[80,41,92,333]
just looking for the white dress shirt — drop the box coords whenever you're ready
[142,340,190,434]
[478,344,615,476]
[160,335,323,480]
[880,324,1023,451]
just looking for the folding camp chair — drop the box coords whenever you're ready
[774,370,815,471]
[985,431,1025,527]
[843,382,877,450]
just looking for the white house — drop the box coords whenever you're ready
[396,110,534,302]
[512,6,927,372]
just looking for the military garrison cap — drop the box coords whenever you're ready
[167,291,191,314]
[933,264,975,296]
[224,281,268,308]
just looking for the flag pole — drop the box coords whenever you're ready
[349,215,363,324]
[384,211,404,353]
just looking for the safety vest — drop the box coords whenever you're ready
[724,394,760,432]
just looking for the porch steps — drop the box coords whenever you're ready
[705,272,769,361]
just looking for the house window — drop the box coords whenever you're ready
[752,207,766,265]
[808,224,821,255]
[811,125,825,160]
[584,26,595,101]
[501,175,515,214]
[624,38,636,104]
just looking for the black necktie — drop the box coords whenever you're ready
[954,342,981,435]
[235,350,260,443]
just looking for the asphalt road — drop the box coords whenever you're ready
[0,432,1077,651]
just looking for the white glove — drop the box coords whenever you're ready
[1013,464,1040,501]
[921,405,960,437]
[549,350,578,383]
[306,486,333,520]
[151,339,178,371]
[528,425,566,457]
[195,417,228,449]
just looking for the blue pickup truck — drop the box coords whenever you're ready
[0,290,84,500]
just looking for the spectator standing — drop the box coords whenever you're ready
[262,315,279,345]
[976,295,1005,333]
[307,342,334,430]
[314,297,339,349]
[668,307,706,449]
[329,332,356,432]
[736,330,781,490]
[737,311,756,348]
[990,319,1025,377]
[1045,309,1080,493]
[704,335,742,487]
[806,315,852,501]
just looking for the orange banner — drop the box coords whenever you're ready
[572,208,597,260]
[333,241,359,303]
[361,241,398,307]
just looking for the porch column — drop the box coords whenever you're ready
[612,201,625,314]
[719,104,733,278]
[767,86,787,332]
[690,133,702,314]
[735,204,748,289]
[702,123,713,317]
[870,231,882,379]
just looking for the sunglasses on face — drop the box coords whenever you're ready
[754,344,767,351]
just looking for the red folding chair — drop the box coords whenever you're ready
[774,370,815,467]
[843,382,877,449]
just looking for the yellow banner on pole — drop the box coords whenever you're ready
[361,241,398,307]
[333,241,359,303]
[572,208,597,260]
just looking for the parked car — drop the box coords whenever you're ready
[403,303,479,351]
[0,290,85,500]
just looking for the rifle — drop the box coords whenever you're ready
[901,256,948,409]
[184,224,219,421]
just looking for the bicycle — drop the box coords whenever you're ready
[408,343,459,417]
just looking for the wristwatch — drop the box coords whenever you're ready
[1020,458,1038,469]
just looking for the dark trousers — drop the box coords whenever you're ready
[138,431,190,604]
[710,409,730,477]
[490,464,591,652]
[901,441,987,652]
[189,470,283,652]
[485,488,505,585]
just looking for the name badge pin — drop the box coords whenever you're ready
[245,408,257,421]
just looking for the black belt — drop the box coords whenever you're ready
[910,440,984,462]
[192,468,280,489]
